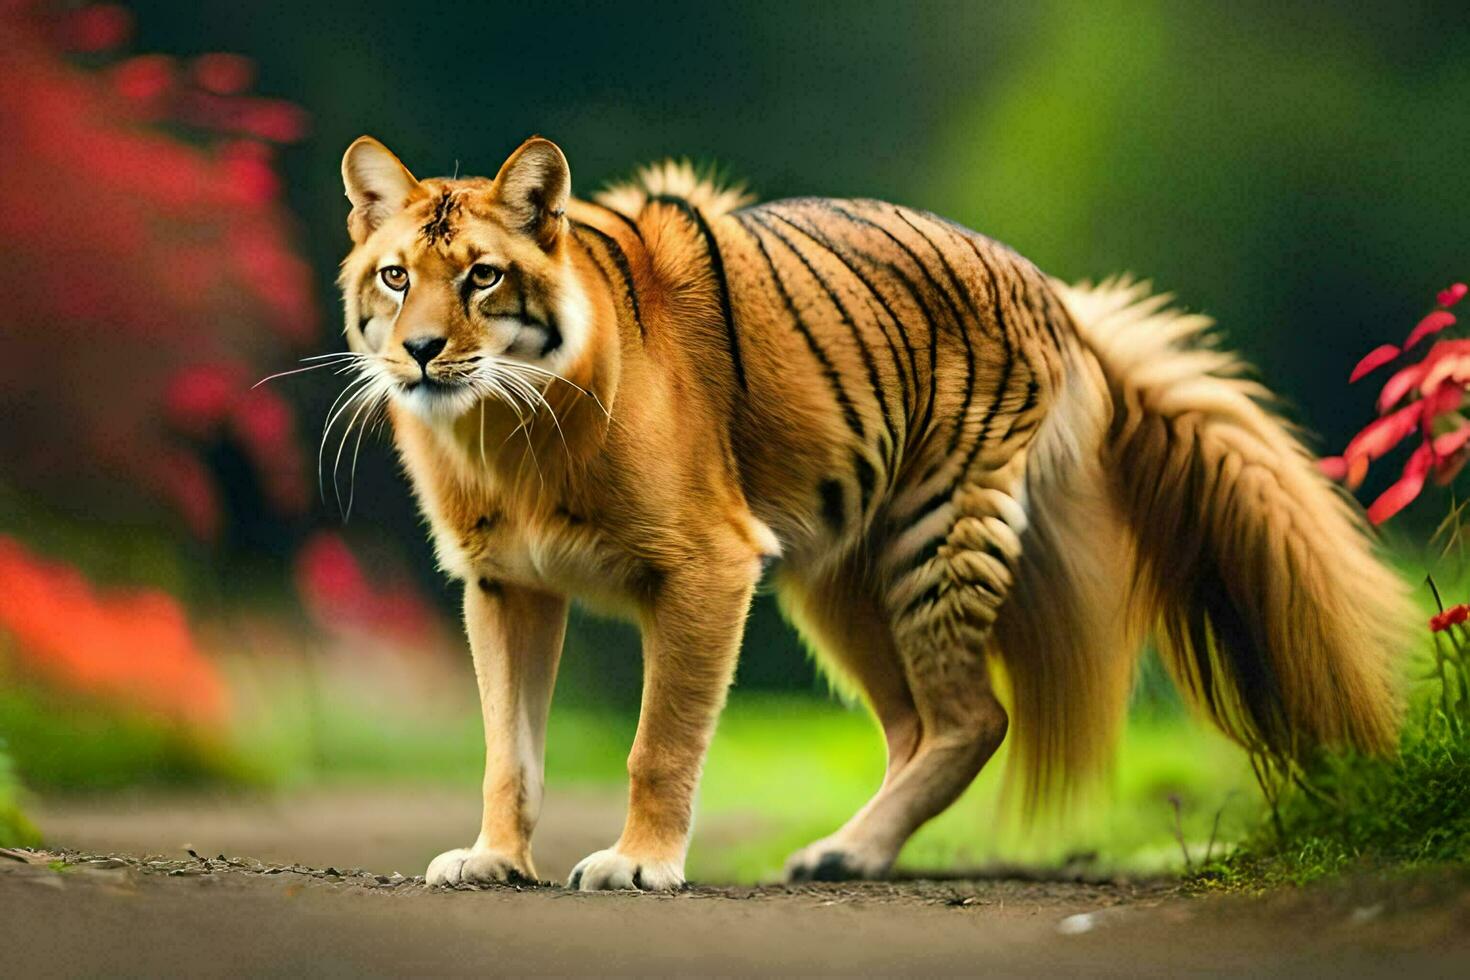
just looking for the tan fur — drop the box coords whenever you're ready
[332,137,1409,889]
[1060,279,1409,758]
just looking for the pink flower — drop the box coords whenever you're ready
[1439,283,1468,309]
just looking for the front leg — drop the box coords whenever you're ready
[569,567,756,891]
[426,579,567,886]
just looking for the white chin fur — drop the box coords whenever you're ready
[397,382,481,423]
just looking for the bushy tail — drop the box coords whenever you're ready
[998,277,1411,806]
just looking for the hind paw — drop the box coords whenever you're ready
[784,838,893,882]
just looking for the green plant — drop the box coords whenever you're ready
[0,739,41,847]
[1199,581,1470,889]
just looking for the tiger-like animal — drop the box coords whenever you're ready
[333,135,1410,890]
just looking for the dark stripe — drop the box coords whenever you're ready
[894,208,977,463]
[732,215,866,441]
[902,583,942,617]
[818,479,846,534]
[1004,378,1041,440]
[905,487,954,526]
[650,195,747,393]
[957,236,1017,475]
[588,200,646,244]
[1015,261,1067,353]
[809,202,939,450]
[457,271,476,319]
[748,211,898,469]
[571,220,646,341]
[819,201,955,454]
[539,313,562,357]
[908,533,945,571]
[854,452,876,516]
[764,209,917,446]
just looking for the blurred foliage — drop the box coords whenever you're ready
[0,741,42,847]
[0,674,250,792]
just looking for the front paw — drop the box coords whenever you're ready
[567,847,684,892]
[425,846,534,887]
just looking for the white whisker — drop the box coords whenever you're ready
[333,382,380,519]
[498,360,611,420]
[253,359,361,389]
[318,372,377,505]
[344,378,391,521]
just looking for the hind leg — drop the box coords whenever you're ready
[777,560,922,800]
[783,477,1025,881]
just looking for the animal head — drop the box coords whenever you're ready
[336,136,592,422]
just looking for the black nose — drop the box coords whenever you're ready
[403,336,446,369]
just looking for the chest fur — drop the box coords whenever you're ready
[417,470,662,618]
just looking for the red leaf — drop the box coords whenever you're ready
[1405,311,1457,350]
[1346,400,1424,462]
[1378,361,1429,413]
[1367,444,1432,524]
[1439,283,1468,309]
[1349,344,1401,382]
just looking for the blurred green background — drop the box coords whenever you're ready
[126,0,1470,695]
[1,0,1466,880]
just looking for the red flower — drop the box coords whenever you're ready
[1327,283,1470,523]
[0,4,317,537]
[1439,283,1468,309]
[1429,603,1470,632]
[294,533,449,652]
[0,537,228,726]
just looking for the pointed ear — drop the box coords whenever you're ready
[341,136,419,244]
[494,137,570,249]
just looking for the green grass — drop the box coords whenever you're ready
[1199,630,1470,890]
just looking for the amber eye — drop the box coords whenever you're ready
[469,263,503,290]
[379,265,408,291]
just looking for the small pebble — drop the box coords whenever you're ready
[1058,913,1095,935]
[1348,903,1384,924]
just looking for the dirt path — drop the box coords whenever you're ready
[8,790,1470,976]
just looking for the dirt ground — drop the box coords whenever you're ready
[8,788,1470,977]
